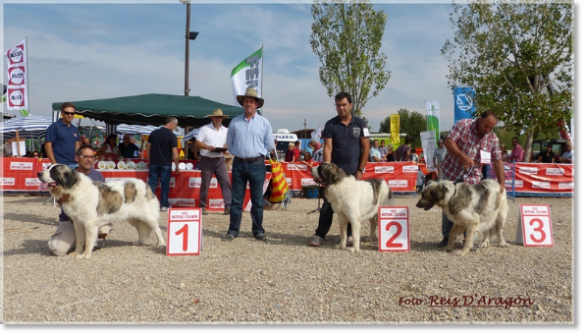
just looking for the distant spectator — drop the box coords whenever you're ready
[401,146,413,162]
[559,142,574,164]
[118,133,141,158]
[313,146,324,162]
[395,135,412,162]
[28,150,40,158]
[378,140,388,159]
[385,145,395,162]
[186,139,200,160]
[2,139,13,156]
[537,143,556,163]
[369,139,384,162]
[509,137,524,162]
[96,134,120,159]
[285,142,300,162]
[433,139,447,181]
[500,143,510,162]
[301,151,315,168]
[80,136,91,146]
[307,140,316,155]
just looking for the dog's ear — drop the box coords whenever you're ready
[440,183,448,193]
[54,165,80,189]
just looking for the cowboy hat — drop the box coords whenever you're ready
[207,108,229,118]
[236,87,264,108]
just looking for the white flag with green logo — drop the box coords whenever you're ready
[425,101,440,143]
[231,47,262,106]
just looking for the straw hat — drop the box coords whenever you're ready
[207,108,229,118]
[236,87,264,108]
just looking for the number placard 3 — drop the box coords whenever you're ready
[378,206,410,252]
[520,204,554,247]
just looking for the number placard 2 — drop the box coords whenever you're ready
[517,204,554,247]
[167,208,202,256]
[378,206,410,252]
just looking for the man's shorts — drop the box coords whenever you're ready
[48,221,113,256]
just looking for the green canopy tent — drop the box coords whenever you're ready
[51,93,244,129]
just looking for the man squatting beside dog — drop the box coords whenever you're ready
[45,102,112,255]
[194,108,232,215]
[309,92,370,247]
[225,88,274,241]
[437,110,505,247]
[47,145,114,255]
[146,117,181,211]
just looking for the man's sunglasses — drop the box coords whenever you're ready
[62,112,75,116]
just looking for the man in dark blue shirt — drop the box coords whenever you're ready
[309,92,370,247]
[146,117,180,211]
[45,102,80,167]
[118,133,141,158]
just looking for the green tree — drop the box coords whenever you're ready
[310,0,392,117]
[441,2,573,162]
[379,108,427,148]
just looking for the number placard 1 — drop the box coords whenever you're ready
[517,204,554,247]
[378,206,410,252]
[167,208,202,256]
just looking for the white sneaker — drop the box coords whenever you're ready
[160,207,168,212]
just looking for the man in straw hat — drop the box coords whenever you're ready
[225,88,274,241]
[194,109,232,215]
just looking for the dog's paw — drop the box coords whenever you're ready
[76,253,91,260]
[336,244,346,250]
[498,242,510,248]
[347,247,359,253]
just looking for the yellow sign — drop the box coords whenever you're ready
[390,114,400,147]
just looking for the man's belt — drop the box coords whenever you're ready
[235,156,264,162]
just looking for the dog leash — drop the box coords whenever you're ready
[453,162,481,184]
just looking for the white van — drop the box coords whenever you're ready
[273,129,298,161]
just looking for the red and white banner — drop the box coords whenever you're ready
[503,162,574,193]
[283,161,420,193]
[5,39,29,112]
[0,157,268,211]
[1,158,574,197]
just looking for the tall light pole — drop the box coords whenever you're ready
[180,0,198,96]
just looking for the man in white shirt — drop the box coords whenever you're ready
[195,109,232,215]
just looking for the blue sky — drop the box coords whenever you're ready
[2,0,464,133]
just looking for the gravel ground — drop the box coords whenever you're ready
[1,193,574,324]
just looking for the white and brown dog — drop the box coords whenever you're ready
[38,164,166,259]
[416,179,509,255]
[312,162,394,252]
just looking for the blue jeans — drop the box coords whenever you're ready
[147,165,172,208]
[228,158,266,237]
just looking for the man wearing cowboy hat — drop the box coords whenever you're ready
[225,88,274,241]
[194,108,232,215]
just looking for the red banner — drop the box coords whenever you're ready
[1,158,574,197]
[0,158,270,212]
[503,162,574,193]
[280,161,420,193]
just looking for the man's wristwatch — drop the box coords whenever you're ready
[359,167,366,173]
